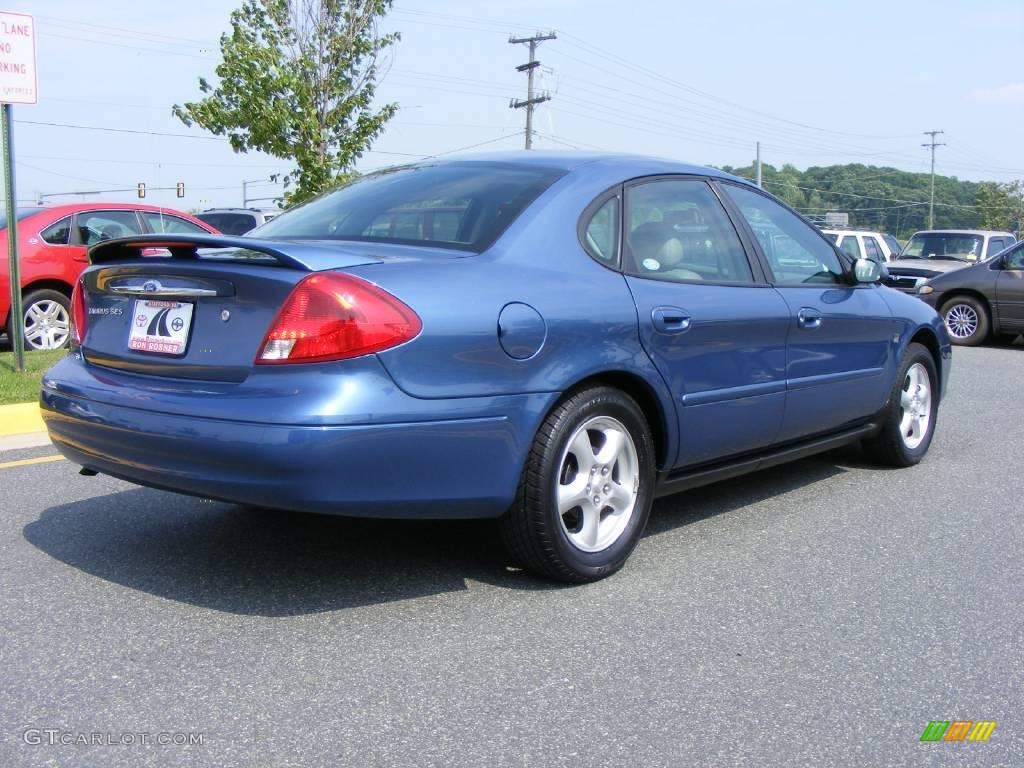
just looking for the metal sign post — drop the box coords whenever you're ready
[0,10,38,372]
[2,103,21,370]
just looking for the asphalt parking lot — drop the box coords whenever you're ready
[1,343,1022,767]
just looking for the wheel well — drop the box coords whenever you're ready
[3,280,73,332]
[910,328,943,391]
[937,289,991,317]
[561,372,670,469]
[23,279,73,300]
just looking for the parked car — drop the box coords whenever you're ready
[41,152,951,582]
[195,207,278,235]
[822,229,901,263]
[916,238,1024,345]
[885,229,1017,294]
[1,203,218,350]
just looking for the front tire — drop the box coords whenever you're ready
[863,343,938,467]
[941,295,989,346]
[22,289,72,351]
[499,387,656,583]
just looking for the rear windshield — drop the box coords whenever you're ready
[196,212,258,236]
[902,233,984,262]
[253,162,566,252]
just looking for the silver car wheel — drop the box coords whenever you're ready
[899,362,932,450]
[24,300,70,350]
[945,303,978,340]
[556,415,639,553]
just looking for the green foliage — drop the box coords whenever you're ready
[720,162,1021,239]
[173,0,398,205]
[975,181,1023,233]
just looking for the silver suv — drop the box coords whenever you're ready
[195,208,278,236]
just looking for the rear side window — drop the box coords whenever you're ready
[582,196,620,266]
[255,162,566,253]
[623,178,754,283]
[883,234,902,255]
[143,212,208,234]
[41,216,72,245]
[76,211,144,245]
[723,184,845,285]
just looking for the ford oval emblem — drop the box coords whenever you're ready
[142,280,161,293]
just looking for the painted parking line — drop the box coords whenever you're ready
[0,455,64,470]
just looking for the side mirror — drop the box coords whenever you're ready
[853,258,882,283]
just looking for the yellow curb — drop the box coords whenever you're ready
[0,454,64,470]
[0,402,45,437]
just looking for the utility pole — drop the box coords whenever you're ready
[922,130,945,229]
[509,32,556,150]
[755,142,762,188]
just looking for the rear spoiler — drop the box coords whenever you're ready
[88,234,380,273]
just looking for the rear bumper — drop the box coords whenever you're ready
[41,359,555,519]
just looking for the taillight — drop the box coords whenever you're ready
[257,273,421,364]
[71,278,87,345]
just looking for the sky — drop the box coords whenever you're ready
[5,0,1024,211]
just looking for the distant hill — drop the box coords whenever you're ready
[719,162,1020,240]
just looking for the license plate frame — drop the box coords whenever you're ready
[127,299,194,356]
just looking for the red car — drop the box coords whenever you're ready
[1,203,219,350]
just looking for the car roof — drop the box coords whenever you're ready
[822,229,894,236]
[405,150,747,183]
[908,229,1015,237]
[19,202,203,219]
[199,208,276,214]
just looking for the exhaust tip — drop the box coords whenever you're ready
[78,467,99,477]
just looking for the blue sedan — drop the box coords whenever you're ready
[41,152,951,582]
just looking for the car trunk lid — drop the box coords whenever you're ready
[80,235,382,382]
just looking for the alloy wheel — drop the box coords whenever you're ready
[556,415,640,553]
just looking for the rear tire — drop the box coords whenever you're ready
[499,387,656,583]
[863,343,938,467]
[22,289,72,351]
[941,295,989,346]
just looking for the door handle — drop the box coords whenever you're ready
[797,308,823,329]
[652,307,691,334]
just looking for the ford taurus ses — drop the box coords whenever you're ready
[41,152,952,582]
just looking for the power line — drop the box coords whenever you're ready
[14,120,228,141]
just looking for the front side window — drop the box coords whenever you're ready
[143,212,208,235]
[623,179,754,283]
[41,216,72,245]
[76,211,144,245]
[581,196,620,266]
[838,236,860,260]
[986,237,1009,257]
[1005,243,1024,270]
[862,236,883,263]
[902,233,983,262]
[723,184,845,285]
[256,162,566,253]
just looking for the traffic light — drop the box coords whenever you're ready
[137,182,145,199]
[176,182,185,198]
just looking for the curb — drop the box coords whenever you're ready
[0,402,45,438]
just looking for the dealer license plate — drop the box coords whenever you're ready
[128,300,194,355]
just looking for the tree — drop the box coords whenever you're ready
[173,0,398,205]
[976,181,1023,235]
